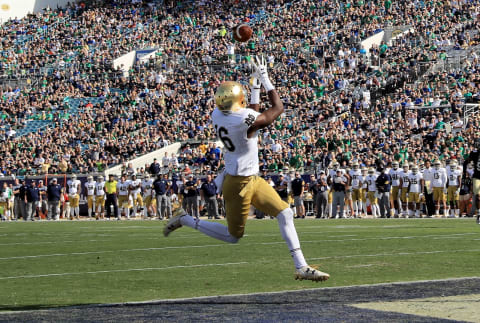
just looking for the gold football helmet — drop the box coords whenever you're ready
[215,81,246,113]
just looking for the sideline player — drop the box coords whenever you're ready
[431,160,448,217]
[95,175,106,220]
[164,56,329,281]
[349,162,363,218]
[389,161,402,217]
[67,174,81,220]
[84,175,96,218]
[399,164,410,218]
[142,174,155,219]
[129,174,143,218]
[446,160,461,218]
[463,141,480,224]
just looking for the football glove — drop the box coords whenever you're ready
[250,55,274,91]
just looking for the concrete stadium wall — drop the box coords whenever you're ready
[0,0,71,22]
[105,142,182,177]
[360,31,385,57]
[113,50,136,77]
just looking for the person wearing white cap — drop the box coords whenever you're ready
[67,174,81,219]
[84,176,96,218]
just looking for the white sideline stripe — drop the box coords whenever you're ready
[0,239,109,246]
[309,249,480,260]
[0,232,477,260]
[0,262,248,280]
[0,244,230,260]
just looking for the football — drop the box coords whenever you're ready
[232,24,253,42]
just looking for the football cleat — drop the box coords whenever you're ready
[163,208,187,237]
[295,266,330,282]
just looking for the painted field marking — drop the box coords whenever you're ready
[309,248,480,261]
[0,239,109,246]
[353,293,480,323]
[0,262,249,280]
[0,233,477,260]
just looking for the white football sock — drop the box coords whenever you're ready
[180,214,238,243]
[277,208,307,269]
[88,208,92,218]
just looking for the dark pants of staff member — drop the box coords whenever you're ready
[105,194,118,219]
[425,190,435,217]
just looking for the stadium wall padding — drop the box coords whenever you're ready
[360,31,385,58]
[104,142,182,176]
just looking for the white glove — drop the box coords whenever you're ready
[250,55,274,91]
[250,77,261,105]
[419,192,424,199]
[443,188,447,194]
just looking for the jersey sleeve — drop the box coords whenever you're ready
[241,108,261,134]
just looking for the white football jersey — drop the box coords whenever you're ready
[67,179,81,195]
[389,168,402,187]
[0,190,8,202]
[96,181,105,196]
[84,181,96,196]
[142,179,154,197]
[365,174,377,192]
[349,169,362,189]
[447,168,462,186]
[431,168,447,187]
[408,173,423,193]
[400,171,410,188]
[361,173,368,189]
[212,107,261,176]
[117,180,130,196]
[130,179,142,194]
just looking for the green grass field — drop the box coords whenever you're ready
[1,218,479,311]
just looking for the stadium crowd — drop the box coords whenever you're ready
[0,0,480,220]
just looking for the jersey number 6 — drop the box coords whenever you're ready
[217,126,236,152]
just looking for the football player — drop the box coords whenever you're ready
[463,139,480,224]
[408,165,424,218]
[164,56,329,282]
[399,164,410,218]
[84,176,96,218]
[349,162,363,218]
[365,168,379,218]
[361,167,368,216]
[95,176,105,220]
[431,160,448,217]
[67,174,81,220]
[117,174,131,220]
[142,174,155,219]
[129,174,143,218]
[389,161,402,217]
[446,160,462,218]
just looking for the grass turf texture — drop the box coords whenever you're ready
[0,218,479,311]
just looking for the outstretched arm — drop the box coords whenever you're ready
[247,56,283,138]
